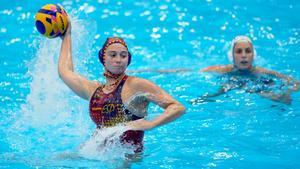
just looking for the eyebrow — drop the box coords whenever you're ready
[107,50,127,53]
[235,47,252,50]
[106,51,129,56]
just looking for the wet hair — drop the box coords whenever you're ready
[98,37,132,66]
[227,35,257,62]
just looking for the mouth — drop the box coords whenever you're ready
[240,60,249,65]
[111,65,124,68]
[110,66,126,72]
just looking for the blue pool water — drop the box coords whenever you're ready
[1,0,300,168]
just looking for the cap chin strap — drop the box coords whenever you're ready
[103,69,125,79]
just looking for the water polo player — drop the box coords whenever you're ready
[58,21,185,152]
[198,35,299,104]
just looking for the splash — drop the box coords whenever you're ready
[78,125,135,161]
[123,92,148,117]
[6,14,97,159]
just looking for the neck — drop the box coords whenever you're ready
[103,70,125,87]
[232,65,255,74]
[104,69,124,79]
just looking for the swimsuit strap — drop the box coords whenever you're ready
[112,75,142,120]
[114,75,128,98]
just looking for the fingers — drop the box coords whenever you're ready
[61,18,71,40]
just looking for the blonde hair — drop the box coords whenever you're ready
[227,35,257,62]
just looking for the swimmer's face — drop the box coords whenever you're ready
[233,41,254,70]
[104,43,129,74]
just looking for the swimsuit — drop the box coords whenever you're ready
[89,75,144,152]
[222,70,275,92]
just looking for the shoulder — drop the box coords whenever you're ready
[254,67,292,80]
[254,66,269,73]
[201,65,233,73]
[125,76,161,93]
[126,76,156,88]
[254,67,279,75]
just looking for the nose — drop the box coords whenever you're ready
[114,55,122,63]
[241,51,247,58]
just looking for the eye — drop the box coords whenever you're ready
[235,48,242,54]
[245,48,252,53]
[109,52,117,57]
[120,51,129,58]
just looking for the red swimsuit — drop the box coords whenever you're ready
[89,75,144,152]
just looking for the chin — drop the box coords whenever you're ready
[111,69,126,75]
[107,66,126,74]
[110,71,123,75]
[238,65,252,70]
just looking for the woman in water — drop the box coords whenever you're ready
[58,21,185,153]
[197,35,299,104]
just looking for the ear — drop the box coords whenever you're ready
[127,52,132,66]
[98,49,105,65]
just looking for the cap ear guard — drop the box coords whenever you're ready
[127,52,131,66]
[98,48,105,65]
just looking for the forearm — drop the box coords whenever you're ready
[151,103,185,128]
[58,33,73,76]
[259,91,277,100]
[195,87,226,102]
[259,91,291,104]
[268,70,299,91]
[207,87,227,97]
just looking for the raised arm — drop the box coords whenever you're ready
[127,78,185,131]
[58,21,99,100]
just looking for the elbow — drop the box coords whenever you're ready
[57,67,69,81]
[176,103,186,117]
[289,80,300,91]
[180,104,186,114]
[58,61,74,80]
[58,67,64,79]
[58,63,73,80]
[166,102,186,119]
